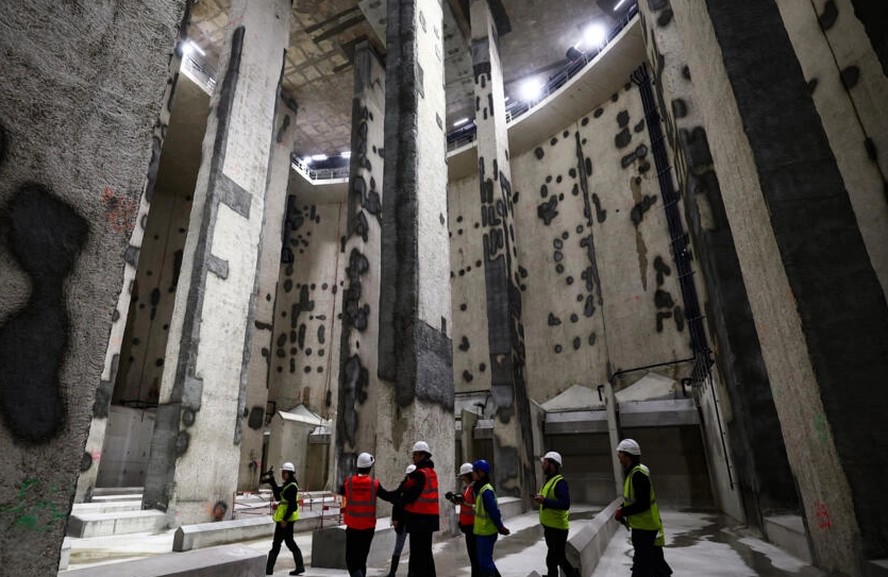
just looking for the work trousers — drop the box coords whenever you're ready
[408,530,436,577]
[392,528,408,558]
[630,528,672,577]
[460,524,481,577]
[475,533,500,577]
[267,521,304,573]
[346,527,376,577]
[544,525,578,577]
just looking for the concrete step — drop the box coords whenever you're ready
[90,493,144,503]
[763,514,811,563]
[72,500,142,515]
[91,486,143,496]
[67,509,166,538]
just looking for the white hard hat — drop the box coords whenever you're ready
[405,464,417,474]
[412,441,431,454]
[357,452,375,468]
[617,439,641,455]
[542,451,563,466]
[281,462,296,472]
[458,462,474,476]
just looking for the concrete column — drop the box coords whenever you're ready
[638,1,791,529]
[0,1,186,572]
[378,0,455,525]
[666,0,888,571]
[236,95,299,490]
[143,0,290,524]
[335,42,387,481]
[469,0,535,501]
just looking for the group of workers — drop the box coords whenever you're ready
[262,438,670,577]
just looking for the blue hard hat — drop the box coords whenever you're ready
[472,459,491,474]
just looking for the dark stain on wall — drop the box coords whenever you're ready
[0,184,88,442]
[630,195,658,226]
[818,0,838,29]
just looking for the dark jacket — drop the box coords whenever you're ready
[401,458,440,532]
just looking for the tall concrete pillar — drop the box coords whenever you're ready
[637,1,793,529]
[469,0,535,500]
[377,0,455,523]
[0,1,187,572]
[335,42,387,481]
[237,95,299,490]
[143,0,290,524]
[665,0,888,572]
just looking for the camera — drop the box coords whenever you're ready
[445,491,455,501]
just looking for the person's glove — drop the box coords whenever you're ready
[498,526,511,536]
[614,507,624,521]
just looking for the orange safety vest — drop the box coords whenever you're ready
[344,475,379,530]
[458,484,475,527]
[404,467,440,516]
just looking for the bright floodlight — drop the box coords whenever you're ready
[584,23,607,48]
[613,0,627,10]
[453,117,470,127]
[519,78,544,102]
[310,154,328,162]
[341,151,352,158]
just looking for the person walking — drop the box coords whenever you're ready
[262,461,305,576]
[472,459,510,577]
[339,452,398,577]
[614,439,672,577]
[401,440,440,577]
[386,463,415,577]
[533,451,580,577]
[446,462,480,577]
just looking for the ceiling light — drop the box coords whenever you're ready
[583,23,607,48]
[182,40,205,57]
[341,151,351,158]
[518,78,544,102]
[310,154,328,162]
[453,117,470,127]
[613,0,627,10]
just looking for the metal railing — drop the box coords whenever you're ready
[291,156,351,182]
[446,2,640,152]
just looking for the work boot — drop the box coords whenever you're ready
[289,570,304,576]
[387,555,400,577]
[291,550,305,575]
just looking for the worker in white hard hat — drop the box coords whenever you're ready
[615,439,672,577]
[402,440,440,576]
[533,451,580,577]
[338,452,398,577]
[445,462,480,577]
[385,463,416,577]
[262,461,305,575]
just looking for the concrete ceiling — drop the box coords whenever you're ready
[187,0,634,159]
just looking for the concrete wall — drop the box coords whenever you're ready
[96,406,157,488]
[666,0,888,571]
[451,81,693,406]
[268,201,345,427]
[0,1,186,573]
[638,0,782,530]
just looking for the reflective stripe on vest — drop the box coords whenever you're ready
[539,474,569,529]
[272,482,300,522]
[404,467,439,515]
[458,484,476,527]
[344,475,378,530]
[473,483,497,536]
[623,464,665,545]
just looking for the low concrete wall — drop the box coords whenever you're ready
[564,498,623,577]
[173,517,275,552]
[311,524,407,569]
[763,515,811,563]
[498,496,524,521]
[58,544,265,577]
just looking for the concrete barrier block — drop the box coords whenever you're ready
[763,515,811,563]
[67,509,167,538]
[173,516,275,552]
[311,524,407,568]
[58,544,265,577]
[498,497,524,521]
[59,538,71,571]
[566,498,622,577]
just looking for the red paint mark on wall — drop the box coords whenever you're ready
[102,187,137,234]
[91,451,102,462]
[814,500,832,529]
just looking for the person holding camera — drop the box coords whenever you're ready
[446,462,480,577]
